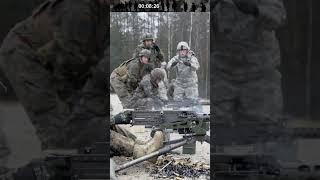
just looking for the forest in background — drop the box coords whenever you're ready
[110,12,210,98]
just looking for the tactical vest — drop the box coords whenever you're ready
[114,58,135,77]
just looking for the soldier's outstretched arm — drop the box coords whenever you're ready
[256,0,286,30]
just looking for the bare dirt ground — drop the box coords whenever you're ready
[111,94,211,180]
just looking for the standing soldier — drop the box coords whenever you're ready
[213,0,286,143]
[167,42,200,103]
[128,68,168,109]
[0,0,108,177]
[133,33,164,69]
[110,49,153,108]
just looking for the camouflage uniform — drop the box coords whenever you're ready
[133,35,164,69]
[110,54,153,108]
[167,51,200,102]
[128,69,168,109]
[110,110,164,160]
[213,0,286,141]
[0,0,108,152]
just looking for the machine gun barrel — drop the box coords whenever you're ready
[115,139,188,172]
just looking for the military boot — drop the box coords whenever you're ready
[133,131,164,162]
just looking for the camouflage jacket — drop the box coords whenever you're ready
[133,43,164,68]
[167,54,199,85]
[113,58,153,93]
[131,74,168,103]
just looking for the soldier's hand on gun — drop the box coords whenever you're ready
[183,61,191,66]
[153,43,160,52]
[232,0,259,17]
[171,60,179,67]
[145,63,154,71]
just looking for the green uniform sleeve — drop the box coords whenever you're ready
[156,48,164,62]
[126,61,141,91]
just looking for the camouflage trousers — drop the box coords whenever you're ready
[173,80,199,102]
[0,31,107,151]
[213,68,283,145]
[110,72,131,108]
[110,125,137,157]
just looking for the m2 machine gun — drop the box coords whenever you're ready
[113,109,211,172]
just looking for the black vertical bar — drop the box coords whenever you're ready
[306,0,312,121]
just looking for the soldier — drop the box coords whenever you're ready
[110,105,164,161]
[110,49,153,108]
[110,102,164,180]
[133,33,164,69]
[167,42,200,103]
[128,68,168,109]
[0,0,108,177]
[212,0,286,143]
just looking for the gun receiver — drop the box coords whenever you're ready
[114,109,210,138]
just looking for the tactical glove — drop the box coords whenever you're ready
[171,61,178,67]
[232,0,259,17]
[145,63,154,72]
[183,61,191,66]
[153,43,160,52]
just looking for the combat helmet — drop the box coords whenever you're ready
[139,49,151,58]
[142,33,154,42]
[176,41,190,51]
[151,68,165,83]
